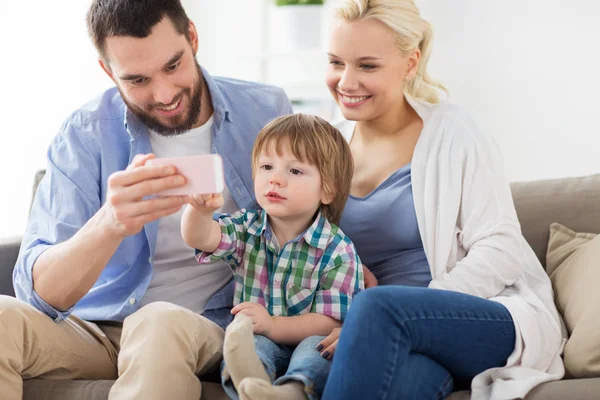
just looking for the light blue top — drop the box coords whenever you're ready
[13,67,293,324]
[339,163,432,287]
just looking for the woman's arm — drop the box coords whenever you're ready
[429,223,525,298]
[428,114,525,299]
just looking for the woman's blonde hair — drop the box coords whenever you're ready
[334,0,447,103]
[251,114,354,225]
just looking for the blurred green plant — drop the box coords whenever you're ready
[275,0,324,5]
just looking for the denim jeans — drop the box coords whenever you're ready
[322,286,516,400]
[222,334,330,400]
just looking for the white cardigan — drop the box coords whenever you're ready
[336,96,567,400]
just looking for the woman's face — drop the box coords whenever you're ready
[326,17,418,122]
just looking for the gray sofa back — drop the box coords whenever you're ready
[0,237,19,296]
[0,170,45,297]
[511,173,600,268]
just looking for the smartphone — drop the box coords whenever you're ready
[146,154,225,195]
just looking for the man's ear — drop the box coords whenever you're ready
[98,58,116,83]
[188,21,199,55]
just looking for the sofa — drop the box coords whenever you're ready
[1,171,599,400]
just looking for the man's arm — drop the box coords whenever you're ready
[31,154,188,311]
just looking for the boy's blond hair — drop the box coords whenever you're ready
[251,114,354,225]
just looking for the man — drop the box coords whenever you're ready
[1,0,292,399]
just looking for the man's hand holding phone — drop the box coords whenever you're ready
[103,153,188,238]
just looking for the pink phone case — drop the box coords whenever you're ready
[146,154,225,196]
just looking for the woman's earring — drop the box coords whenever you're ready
[404,75,411,81]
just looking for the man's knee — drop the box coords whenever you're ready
[0,296,40,351]
[120,301,224,373]
[0,295,36,322]
[123,301,188,332]
[122,301,223,341]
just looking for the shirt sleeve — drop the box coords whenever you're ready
[195,210,250,269]
[427,111,526,299]
[312,241,365,322]
[13,120,102,322]
[276,87,294,116]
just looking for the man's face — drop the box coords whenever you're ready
[101,17,202,136]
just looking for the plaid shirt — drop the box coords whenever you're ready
[196,209,364,321]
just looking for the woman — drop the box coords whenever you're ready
[317,0,566,399]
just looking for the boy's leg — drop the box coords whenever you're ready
[283,335,330,398]
[222,314,271,389]
[222,314,292,398]
[0,295,118,400]
[238,335,328,400]
[109,301,225,400]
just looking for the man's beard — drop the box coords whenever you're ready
[119,61,203,137]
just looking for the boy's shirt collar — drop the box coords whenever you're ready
[247,209,332,251]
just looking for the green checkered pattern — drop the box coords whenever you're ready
[196,209,364,321]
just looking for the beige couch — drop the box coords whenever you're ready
[1,172,599,399]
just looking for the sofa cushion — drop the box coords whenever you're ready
[23,379,228,400]
[546,222,600,378]
[446,377,600,400]
[510,173,600,268]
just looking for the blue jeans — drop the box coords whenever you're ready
[222,335,330,400]
[322,286,516,400]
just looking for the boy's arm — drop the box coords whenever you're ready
[312,242,365,321]
[181,194,223,252]
[232,302,341,346]
[269,314,341,346]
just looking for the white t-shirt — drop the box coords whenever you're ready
[140,116,238,314]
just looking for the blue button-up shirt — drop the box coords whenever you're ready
[13,68,293,325]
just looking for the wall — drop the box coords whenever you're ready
[1,0,599,237]
[417,0,600,181]
[0,1,110,238]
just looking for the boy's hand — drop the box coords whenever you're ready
[231,302,274,337]
[188,193,224,213]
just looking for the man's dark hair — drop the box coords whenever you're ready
[87,0,191,60]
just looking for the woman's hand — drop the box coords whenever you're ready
[316,327,342,360]
[231,302,274,337]
[363,265,378,288]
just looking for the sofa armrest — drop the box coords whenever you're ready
[0,236,21,297]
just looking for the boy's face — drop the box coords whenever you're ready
[254,143,330,223]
